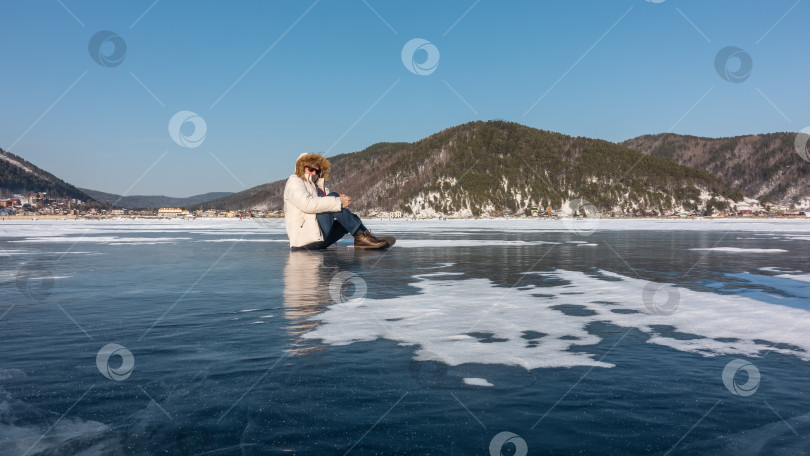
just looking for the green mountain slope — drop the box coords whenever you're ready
[621,132,809,206]
[196,121,741,216]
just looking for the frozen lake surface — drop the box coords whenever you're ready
[1,218,809,455]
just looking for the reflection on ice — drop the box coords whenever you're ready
[282,251,339,356]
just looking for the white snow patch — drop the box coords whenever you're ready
[0,154,34,174]
[778,234,810,242]
[198,239,288,243]
[304,269,810,370]
[396,240,559,248]
[12,236,191,245]
[463,377,494,387]
[689,247,788,253]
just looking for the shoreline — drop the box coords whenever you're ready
[0,215,807,222]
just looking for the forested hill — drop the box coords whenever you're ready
[621,132,809,206]
[196,121,742,217]
[0,148,92,200]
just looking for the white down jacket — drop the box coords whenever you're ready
[283,173,341,248]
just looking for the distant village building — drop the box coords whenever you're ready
[391,210,403,218]
[735,204,753,215]
[158,207,185,216]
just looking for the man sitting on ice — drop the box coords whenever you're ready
[283,153,391,250]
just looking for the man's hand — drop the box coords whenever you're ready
[340,194,351,208]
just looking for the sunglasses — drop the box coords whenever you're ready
[305,166,321,175]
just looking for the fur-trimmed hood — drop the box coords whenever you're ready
[294,153,331,180]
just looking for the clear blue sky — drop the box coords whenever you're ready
[1,0,807,196]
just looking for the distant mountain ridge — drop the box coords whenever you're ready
[621,133,809,207]
[0,148,92,200]
[195,121,744,217]
[80,189,234,209]
[7,122,805,215]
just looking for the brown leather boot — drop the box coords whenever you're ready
[353,230,389,249]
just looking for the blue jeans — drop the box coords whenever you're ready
[298,192,366,250]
